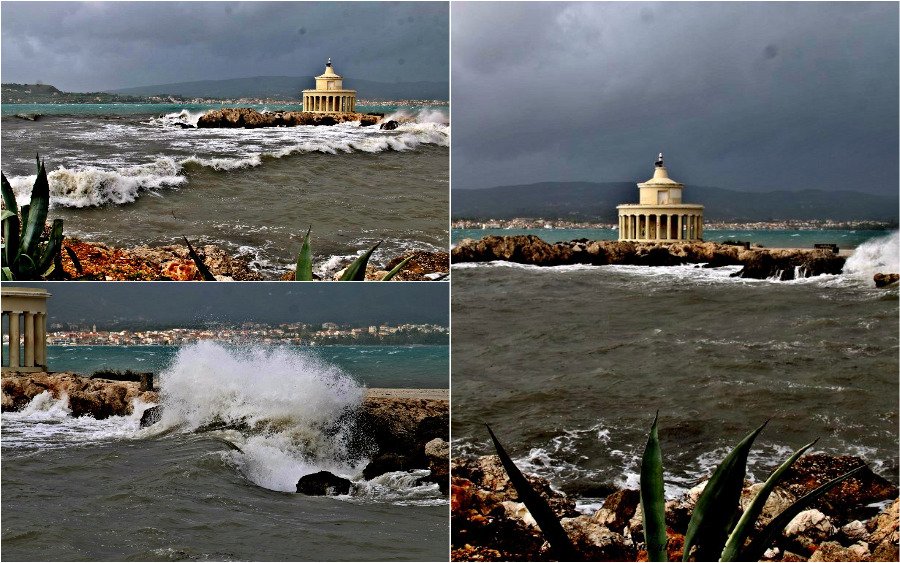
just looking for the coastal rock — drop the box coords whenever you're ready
[874,273,899,288]
[809,541,870,562]
[740,482,798,528]
[196,108,379,128]
[425,438,450,494]
[561,516,635,561]
[140,405,162,428]
[784,509,835,551]
[1,372,158,419]
[362,453,415,480]
[591,489,640,534]
[356,396,448,455]
[384,251,450,281]
[296,471,352,496]
[380,120,400,130]
[866,499,899,560]
[780,455,898,519]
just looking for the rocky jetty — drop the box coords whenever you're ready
[2,371,157,418]
[452,235,846,280]
[874,273,899,288]
[196,108,380,128]
[451,454,898,562]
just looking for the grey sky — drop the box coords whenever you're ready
[452,2,899,195]
[10,283,448,327]
[1,1,448,90]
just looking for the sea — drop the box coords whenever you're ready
[0,103,449,278]
[451,230,899,513]
[2,342,449,561]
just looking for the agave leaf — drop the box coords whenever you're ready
[339,240,382,281]
[21,160,49,257]
[641,412,668,562]
[720,439,818,562]
[381,255,413,281]
[36,219,64,276]
[682,420,768,562]
[741,465,867,562]
[65,245,83,275]
[294,226,313,281]
[1,172,18,215]
[1,266,12,280]
[20,204,30,238]
[2,211,20,269]
[183,236,217,281]
[17,251,36,279]
[486,424,579,561]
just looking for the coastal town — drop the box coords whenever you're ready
[452,218,895,231]
[42,322,448,347]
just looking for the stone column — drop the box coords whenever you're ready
[675,214,681,240]
[35,313,46,367]
[655,215,661,240]
[8,312,20,368]
[23,311,34,367]
[698,217,703,239]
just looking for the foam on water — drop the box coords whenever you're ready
[844,231,899,283]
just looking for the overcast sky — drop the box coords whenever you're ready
[1,1,448,90]
[11,283,448,327]
[452,2,899,195]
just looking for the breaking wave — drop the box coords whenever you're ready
[843,231,899,283]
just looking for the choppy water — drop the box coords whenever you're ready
[1,104,449,277]
[451,232,899,510]
[2,342,448,561]
[452,227,888,250]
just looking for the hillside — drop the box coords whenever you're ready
[452,182,899,222]
[2,83,147,104]
[110,76,448,101]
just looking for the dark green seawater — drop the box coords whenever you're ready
[1,104,449,278]
[2,342,449,561]
[451,232,899,510]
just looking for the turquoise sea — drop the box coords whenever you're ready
[1,102,411,117]
[8,344,448,389]
[452,227,888,250]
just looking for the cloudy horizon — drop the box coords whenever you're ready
[452,2,899,195]
[1,1,448,91]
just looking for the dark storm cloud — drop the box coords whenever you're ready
[1,1,448,90]
[11,283,448,328]
[452,2,898,195]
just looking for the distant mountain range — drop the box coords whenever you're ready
[452,182,899,222]
[110,76,448,101]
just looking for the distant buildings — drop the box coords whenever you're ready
[617,153,704,242]
[302,59,358,113]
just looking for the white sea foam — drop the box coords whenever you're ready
[843,231,899,284]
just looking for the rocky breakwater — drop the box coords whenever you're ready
[452,235,846,281]
[451,454,898,562]
[196,108,380,128]
[2,371,157,419]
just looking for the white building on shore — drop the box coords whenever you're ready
[302,59,357,114]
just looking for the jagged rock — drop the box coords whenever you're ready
[140,405,161,428]
[809,541,870,562]
[784,509,835,551]
[355,395,448,455]
[384,251,450,281]
[2,372,158,418]
[197,108,379,128]
[296,471,352,495]
[874,273,899,288]
[740,482,798,528]
[781,551,809,562]
[380,120,399,130]
[781,455,898,520]
[362,453,415,479]
[591,489,640,534]
[562,515,635,561]
[839,519,869,542]
[451,235,846,279]
[866,499,899,560]
[425,438,449,494]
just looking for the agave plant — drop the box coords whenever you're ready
[1,156,64,280]
[294,226,410,281]
[486,418,866,562]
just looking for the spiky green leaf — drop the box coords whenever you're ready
[339,240,381,281]
[682,420,768,561]
[294,226,313,281]
[641,412,668,562]
[65,245,83,275]
[741,465,867,562]
[381,255,413,281]
[1,266,12,280]
[720,439,817,561]
[20,160,50,257]
[1,173,18,216]
[2,211,20,270]
[36,219,64,275]
[486,424,579,561]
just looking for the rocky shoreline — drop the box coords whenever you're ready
[1,372,449,495]
[451,454,898,562]
[452,235,848,281]
[196,107,382,128]
[58,238,448,281]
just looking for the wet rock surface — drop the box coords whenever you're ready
[451,235,846,280]
[2,371,158,418]
[450,454,898,561]
[196,107,380,128]
[296,471,353,496]
[874,273,899,288]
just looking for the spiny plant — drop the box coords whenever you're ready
[294,226,411,281]
[486,418,866,562]
[1,156,64,280]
